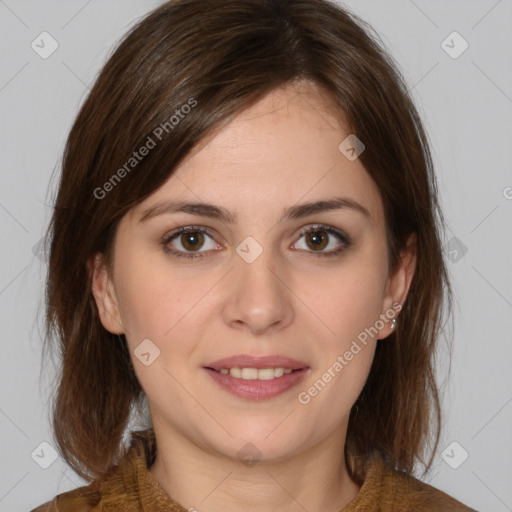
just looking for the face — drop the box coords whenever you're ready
[92,81,415,464]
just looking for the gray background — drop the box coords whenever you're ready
[0,0,511,511]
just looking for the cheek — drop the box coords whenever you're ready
[296,253,387,411]
[304,261,387,346]
[113,254,209,400]
[113,251,206,343]
[295,267,383,428]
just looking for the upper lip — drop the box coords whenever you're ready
[204,354,309,371]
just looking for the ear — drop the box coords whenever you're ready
[89,253,124,335]
[378,233,417,340]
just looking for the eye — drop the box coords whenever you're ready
[162,223,352,260]
[162,226,220,260]
[292,224,351,257]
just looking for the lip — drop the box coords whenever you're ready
[203,354,309,371]
[203,367,310,400]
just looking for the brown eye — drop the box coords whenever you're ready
[163,226,219,259]
[179,231,205,251]
[304,230,329,251]
[294,224,351,257]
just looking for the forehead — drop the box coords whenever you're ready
[182,81,349,163]
[129,82,384,225]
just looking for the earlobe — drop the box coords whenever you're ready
[379,233,417,340]
[89,253,124,335]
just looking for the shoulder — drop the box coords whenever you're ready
[30,429,156,512]
[29,466,140,512]
[350,453,478,512]
[382,464,478,511]
[30,483,100,512]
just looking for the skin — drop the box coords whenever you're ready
[91,81,416,512]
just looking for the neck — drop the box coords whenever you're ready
[149,422,361,512]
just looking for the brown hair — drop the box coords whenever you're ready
[44,0,453,484]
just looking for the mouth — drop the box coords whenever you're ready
[202,354,310,399]
[202,366,310,400]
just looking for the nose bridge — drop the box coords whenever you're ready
[223,235,293,333]
[234,234,282,298]
[235,236,276,280]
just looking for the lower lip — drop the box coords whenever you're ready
[203,367,310,400]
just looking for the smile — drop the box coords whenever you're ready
[211,367,296,379]
[203,367,310,400]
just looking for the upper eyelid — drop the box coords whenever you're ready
[164,225,218,242]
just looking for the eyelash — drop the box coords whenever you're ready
[161,224,352,260]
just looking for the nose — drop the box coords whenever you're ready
[221,244,294,335]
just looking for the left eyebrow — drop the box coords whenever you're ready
[138,196,372,224]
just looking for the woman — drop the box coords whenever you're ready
[33,0,477,510]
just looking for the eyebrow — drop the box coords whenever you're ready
[139,196,372,224]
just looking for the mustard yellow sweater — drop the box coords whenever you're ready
[32,429,477,511]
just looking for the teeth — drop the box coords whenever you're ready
[217,367,295,379]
